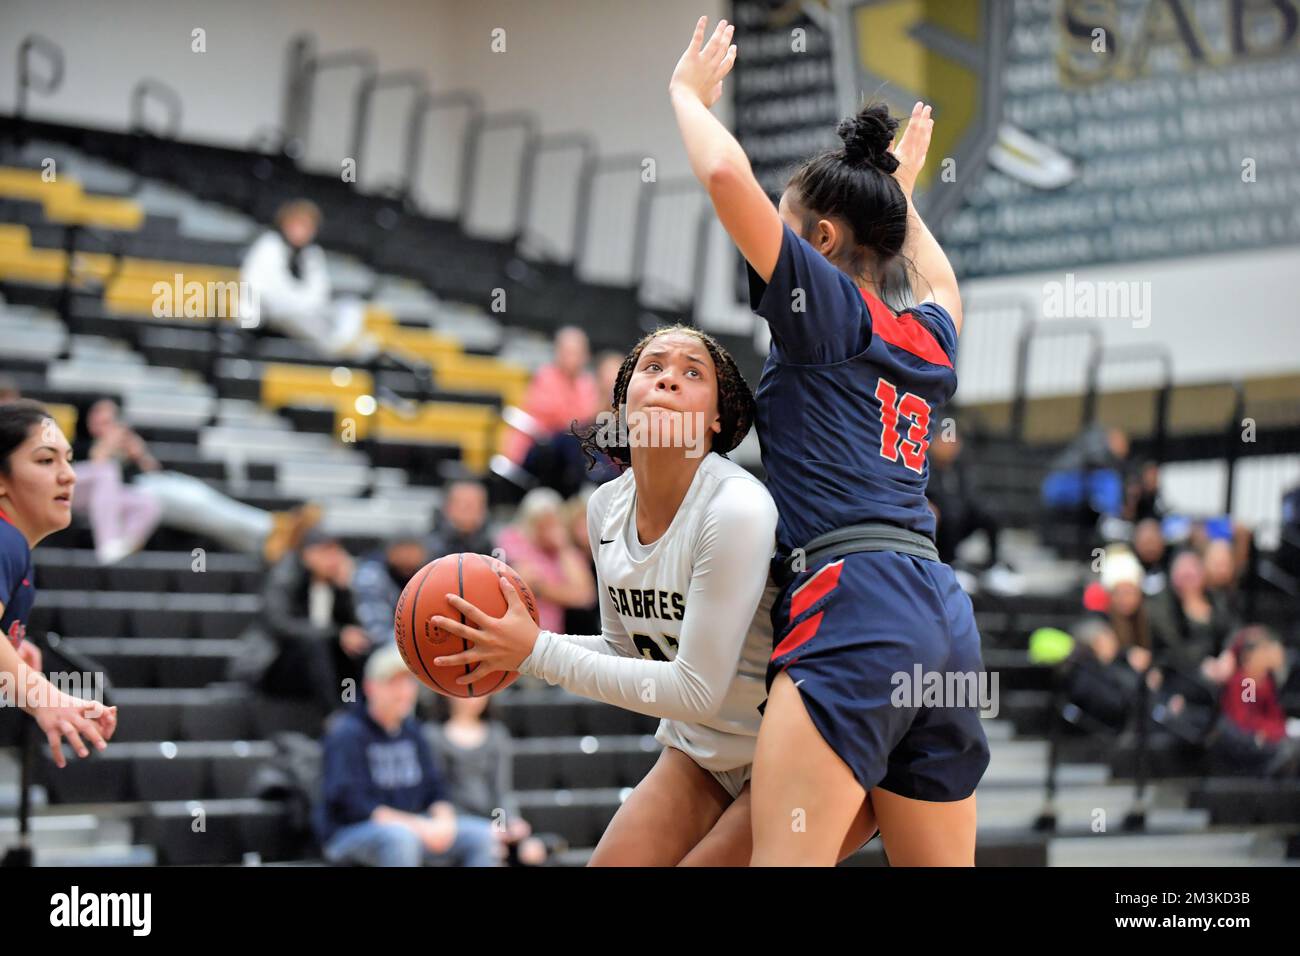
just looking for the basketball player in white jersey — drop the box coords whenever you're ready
[430,324,780,864]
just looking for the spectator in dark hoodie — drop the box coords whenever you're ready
[316,646,499,866]
[353,535,429,648]
[1062,617,1142,733]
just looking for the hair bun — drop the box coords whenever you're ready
[836,104,899,174]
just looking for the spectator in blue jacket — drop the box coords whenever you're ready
[352,535,429,648]
[315,646,499,866]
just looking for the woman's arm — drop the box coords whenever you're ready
[669,18,784,283]
[890,102,963,333]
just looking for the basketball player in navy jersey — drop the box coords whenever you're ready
[0,400,118,766]
[669,18,990,865]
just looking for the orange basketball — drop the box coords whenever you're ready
[393,552,539,698]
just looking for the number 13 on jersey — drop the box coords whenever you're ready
[875,377,932,475]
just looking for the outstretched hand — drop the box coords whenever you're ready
[669,16,737,108]
[890,101,934,199]
[430,575,540,685]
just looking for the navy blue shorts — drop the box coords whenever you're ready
[765,550,991,802]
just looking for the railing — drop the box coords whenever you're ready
[351,69,426,191]
[128,79,183,138]
[16,35,65,125]
[1085,343,1174,461]
[402,89,481,214]
[1010,319,1102,441]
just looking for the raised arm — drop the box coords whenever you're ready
[669,17,784,283]
[890,102,963,333]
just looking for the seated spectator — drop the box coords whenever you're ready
[1209,627,1299,778]
[425,695,548,866]
[1099,547,1155,678]
[1062,617,1142,733]
[73,398,317,564]
[494,487,595,634]
[353,535,429,648]
[1202,537,1244,623]
[1124,459,1164,523]
[427,480,494,558]
[562,487,600,634]
[1131,517,1168,595]
[1042,425,1131,544]
[1146,550,1234,678]
[240,199,376,359]
[316,646,499,866]
[253,529,371,715]
[503,329,610,496]
[927,428,1022,593]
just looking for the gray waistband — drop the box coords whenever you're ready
[800,522,939,566]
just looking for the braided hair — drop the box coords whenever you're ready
[576,324,754,471]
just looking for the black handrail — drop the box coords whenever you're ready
[572,153,652,276]
[1011,319,1102,441]
[401,89,482,211]
[293,47,378,168]
[1085,343,1174,461]
[461,110,537,237]
[280,33,316,155]
[129,79,183,138]
[351,69,427,184]
[688,205,715,320]
[518,131,595,260]
[16,34,65,121]
[631,176,701,287]
[1224,380,1247,516]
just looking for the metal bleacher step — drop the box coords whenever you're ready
[1048,830,1300,866]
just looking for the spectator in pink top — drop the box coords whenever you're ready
[505,327,600,465]
[493,487,595,633]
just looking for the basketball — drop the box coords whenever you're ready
[393,552,539,698]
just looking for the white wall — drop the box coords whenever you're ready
[2,0,1297,372]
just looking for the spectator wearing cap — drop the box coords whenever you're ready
[316,646,500,866]
[1098,546,1154,677]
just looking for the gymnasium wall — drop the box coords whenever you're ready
[2,0,1298,389]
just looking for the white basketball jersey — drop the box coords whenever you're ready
[585,453,777,771]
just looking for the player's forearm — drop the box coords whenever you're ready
[903,197,959,308]
[670,87,751,189]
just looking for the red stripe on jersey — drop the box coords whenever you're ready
[790,558,844,618]
[859,290,952,369]
[771,611,824,660]
[0,508,12,526]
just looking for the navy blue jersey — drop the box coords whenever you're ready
[748,222,959,552]
[0,510,35,648]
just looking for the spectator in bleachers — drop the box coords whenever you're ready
[1132,518,1168,595]
[427,480,493,559]
[561,487,600,635]
[1209,626,1299,778]
[256,529,371,715]
[69,398,163,565]
[503,327,600,478]
[1124,460,1165,524]
[353,535,429,648]
[1098,547,1155,678]
[494,487,595,634]
[72,398,319,564]
[1202,537,1244,622]
[424,695,548,866]
[1062,617,1141,733]
[1042,425,1132,543]
[1147,550,1234,675]
[926,428,1022,593]
[316,645,499,866]
[239,199,376,360]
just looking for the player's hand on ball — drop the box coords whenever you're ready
[890,101,933,199]
[669,16,737,108]
[431,575,540,684]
